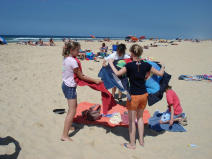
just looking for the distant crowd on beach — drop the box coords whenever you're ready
[16,38,56,46]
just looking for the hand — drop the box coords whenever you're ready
[160,63,165,69]
[102,63,107,67]
[102,60,107,67]
[169,119,174,126]
[95,79,102,84]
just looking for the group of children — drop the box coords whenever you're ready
[61,41,186,149]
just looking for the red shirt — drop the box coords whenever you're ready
[166,89,183,115]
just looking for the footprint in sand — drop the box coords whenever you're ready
[34,122,44,128]
[88,67,94,71]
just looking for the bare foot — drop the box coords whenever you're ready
[179,117,188,126]
[61,136,73,142]
[122,143,136,149]
[139,142,144,147]
[139,139,144,147]
[159,120,163,124]
[70,126,75,131]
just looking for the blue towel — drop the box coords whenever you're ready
[98,60,129,92]
[148,111,186,132]
[98,66,125,91]
[145,61,162,94]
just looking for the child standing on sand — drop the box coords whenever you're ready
[160,85,187,126]
[103,44,130,102]
[61,41,101,141]
[109,44,165,149]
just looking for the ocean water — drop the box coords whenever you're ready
[0,35,124,43]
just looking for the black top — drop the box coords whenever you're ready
[125,61,152,95]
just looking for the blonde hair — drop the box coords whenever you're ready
[62,41,80,57]
[129,44,143,57]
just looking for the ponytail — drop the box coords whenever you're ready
[129,44,143,57]
[129,44,143,72]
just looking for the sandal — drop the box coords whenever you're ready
[118,97,122,102]
[123,143,136,149]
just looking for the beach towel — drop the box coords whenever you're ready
[73,102,151,127]
[74,58,116,114]
[98,60,129,92]
[148,111,186,132]
[145,61,162,94]
[178,74,212,81]
[148,72,171,106]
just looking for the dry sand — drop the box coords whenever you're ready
[0,40,212,159]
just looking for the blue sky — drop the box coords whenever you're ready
[0,0,212,39]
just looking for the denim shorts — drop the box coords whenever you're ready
[62,82,77,99]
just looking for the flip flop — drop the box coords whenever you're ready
[53,109,66,114]
[123,143,136,149]
[118,97,123,102]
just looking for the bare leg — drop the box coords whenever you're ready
[125,110,136,149]
[137,109,144,146]
[112,87,116,97]
[118,90,122,99]
[61,99,77,141]
[159,117,183,124]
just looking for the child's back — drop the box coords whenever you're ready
[166,89,183,115]
[126,60,152,95]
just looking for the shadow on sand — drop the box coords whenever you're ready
[69,123,165,143]
[0,136,21,159]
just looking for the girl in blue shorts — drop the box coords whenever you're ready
[61,41,101,141]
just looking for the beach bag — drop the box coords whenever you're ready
[82,104,102,121]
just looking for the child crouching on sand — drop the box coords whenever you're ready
[109,44,165,149]
[61,41,101,141]
[160,85,187,126]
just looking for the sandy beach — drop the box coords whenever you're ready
[0,40,212,159]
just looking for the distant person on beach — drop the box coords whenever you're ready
[61,41,101,141]
[159,85,187,126]
[36,38,49,46]
[97,43,108,57]
[100,43,108,52]
[38,39,44,46]
[112,41,119,53]
[49,38,55,46]
[108,44,165,149]
[27,40,35,46]
[103,44,130,102]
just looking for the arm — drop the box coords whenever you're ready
[169,105,174,126]
[102,53,113,67]
[108,60,127,76]
[150,65,165,77]
[102,59,107,67]
[74,68,101,84]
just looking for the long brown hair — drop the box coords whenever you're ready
[62,41,80,57]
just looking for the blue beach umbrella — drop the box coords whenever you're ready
[0,36,7,44]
